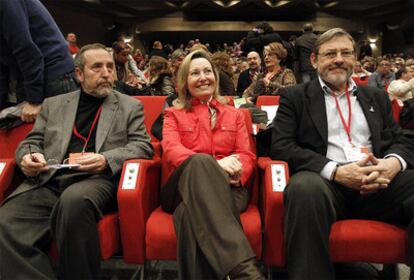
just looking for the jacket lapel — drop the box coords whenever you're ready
[355,87,381,155]
[95,92,119,152]
[59,91,80,161]
[306,80,328,146]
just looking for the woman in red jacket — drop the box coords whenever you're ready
[161,50,265,280]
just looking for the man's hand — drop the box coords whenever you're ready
[74,153,107,174]
[21,103,42,123]
[217,154,242,186]
[20,153,48,177]
[334,155,388,192]
[359,156,401,194]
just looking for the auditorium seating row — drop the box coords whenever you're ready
[0,95,407,279]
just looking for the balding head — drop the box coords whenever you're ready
[247,51,261,71]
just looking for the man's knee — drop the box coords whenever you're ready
[284,171,331,205]
[55,187,95,221]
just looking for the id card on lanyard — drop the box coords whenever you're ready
[71,105,102,161]
[333,86,369,162]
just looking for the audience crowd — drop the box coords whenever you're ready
[1,2,414,279]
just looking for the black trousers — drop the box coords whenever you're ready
[160,154,256,280]
[0,175,116,280]
[284,170,414,280]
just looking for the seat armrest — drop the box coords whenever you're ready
[258,157,289,266]
[117,158,161,264]
[0,159,17,203]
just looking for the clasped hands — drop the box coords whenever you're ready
[20,152,107,177]
[217,154,242,187]
[334,154,402,195]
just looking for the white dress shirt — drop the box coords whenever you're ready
[318,76,406,181]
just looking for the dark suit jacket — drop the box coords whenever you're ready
[7,90,154,201]
[236,69,253,97]
[270,79,413,175]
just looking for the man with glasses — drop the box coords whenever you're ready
[271,28,414,280]
[0,44,154,279]
[368,58,396,91]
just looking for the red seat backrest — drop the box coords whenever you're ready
[352,76,369,86]
[132,96,168,142]
[0,123,34,158]
[391,99,404,124]
[256,95,280,107]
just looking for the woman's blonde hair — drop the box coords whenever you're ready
[175,50,227,110]
[264,42,288,61]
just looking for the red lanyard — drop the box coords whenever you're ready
[333,86,352,144]
[73,105,102,152]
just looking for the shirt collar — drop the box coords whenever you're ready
[318,75,357,97]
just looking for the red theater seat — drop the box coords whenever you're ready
[124,109,262,275]
[352,76,369,86]
[391,99,404,124]
[132,96,167,141]
[256,95,280,107]
[0,125,121,261]
[258,157,408,272]
[0,96,171,265]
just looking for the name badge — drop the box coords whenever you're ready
[344,144,369,162]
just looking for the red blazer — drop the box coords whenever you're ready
[162,98,256,186]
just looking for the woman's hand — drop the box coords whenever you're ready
[217,154,243,186]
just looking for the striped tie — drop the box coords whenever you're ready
[208,103,216,129]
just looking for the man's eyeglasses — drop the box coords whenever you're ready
[318,50,355,59]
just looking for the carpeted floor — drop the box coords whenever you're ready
[102,258,410,280]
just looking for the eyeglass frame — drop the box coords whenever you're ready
[317,50,355,59]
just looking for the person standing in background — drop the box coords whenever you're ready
[66,32,80,55]
[0,0,78,123]
[295,23,318,83]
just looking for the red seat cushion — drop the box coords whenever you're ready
[146,204,262,260]
[98,212,120,260]
[330,219,407,263]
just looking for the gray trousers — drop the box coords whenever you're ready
[284,170,414,280]
[161,154,256,280]
[0,175,116,280]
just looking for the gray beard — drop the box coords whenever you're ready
[87,87,112,98]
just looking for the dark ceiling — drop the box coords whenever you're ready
[41,0,414,49]
[42,0,414,26]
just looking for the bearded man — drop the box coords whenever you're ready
[270,28,414,280]
[0,44,154,279]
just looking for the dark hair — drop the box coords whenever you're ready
[256,22,273,33]
[112,41,127,54]
[395,65,408,80]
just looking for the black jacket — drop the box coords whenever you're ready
[271,80,414,174]
[243,30,283,54]
[236,69,253,97]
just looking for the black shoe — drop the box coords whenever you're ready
[227,257,266,280]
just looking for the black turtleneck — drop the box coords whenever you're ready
[47,91,107,193]
[65,90,105,157]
